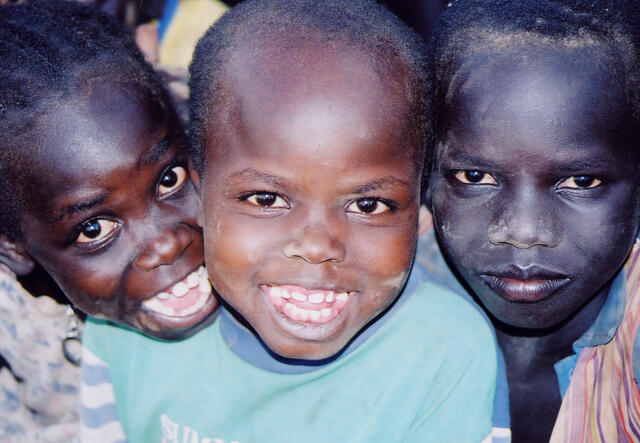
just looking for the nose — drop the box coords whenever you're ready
[134,225,193,270]
[488,195,560,249]
[282,223,346,264]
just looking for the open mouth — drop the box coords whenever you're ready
[262,284,353,324]
[142,266,212,317]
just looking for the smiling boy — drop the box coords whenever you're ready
[82,0,497,441]
[423,0,640,440]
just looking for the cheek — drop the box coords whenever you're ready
[202,211,266,287]
[50,260,122,313]
[349,223,416,291]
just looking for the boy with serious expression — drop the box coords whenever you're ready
[425,0,640,440]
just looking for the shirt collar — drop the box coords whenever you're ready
[573,268,626,348]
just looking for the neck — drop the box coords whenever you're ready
[495,281,611,371]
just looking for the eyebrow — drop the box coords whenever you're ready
[226,168,291,188]
[350,176,412,194]
[444,150,617,171]
[53,194,108,223]
[138,138,171,169]
[440,150,497,169]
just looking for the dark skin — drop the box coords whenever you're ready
[428,44,640,441]
[193,39,427,360]
[1,79,217,340]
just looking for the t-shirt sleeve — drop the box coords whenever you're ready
[405,283,497,442]
[80,321,127,443]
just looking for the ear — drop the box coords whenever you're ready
[418,205,434,237]
[0,234,35,276]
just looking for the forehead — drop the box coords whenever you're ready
[18,80,168,211]
[29,80,166,181]
[444,40,634,162]
[204,37,418,166]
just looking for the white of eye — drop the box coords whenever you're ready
[158,166,188,196]
[346,199,391,215]
[454,170,498,185]
[76,219,120,244]
[557,175,602,189]
[245,192,289,208]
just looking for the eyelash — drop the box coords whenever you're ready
[451,169,604,191]
[238,191,397,216]
[70,162,189,251]
[346,197,397,215]
[157,163,189,198]
[72,217,121,250]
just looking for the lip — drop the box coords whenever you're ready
[480,265,569,303]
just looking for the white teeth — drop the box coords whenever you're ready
[157,292,170,300]
[321,308,331,318]
[143,297,176,316]
[198,278,212,295]
[299,308,309,321]
[172,282,189,297]
[198,266,207,277]
[270,286,285,299]
[291,291,307,302]
[284,302,295,313]
[308,293,325,304]
[187,273,200,288]
[325,292,335,302]
[336,292,348,302]
[310,310,320,321]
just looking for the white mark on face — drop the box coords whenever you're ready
[378,271,408,293]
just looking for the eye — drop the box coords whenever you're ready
[557,175,602,189]
[243,192,289,208]
[346,198,392,215]
[75,219,120,244]
[454,170,498,185]
[158,165,188,197]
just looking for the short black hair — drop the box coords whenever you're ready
[188,0,430,180]
[0,0,180,240]
[429,0,640,161]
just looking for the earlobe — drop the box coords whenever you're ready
[0,234,35,276]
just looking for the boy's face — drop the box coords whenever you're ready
[429,45,640,329]
[197,43,423,359]
[17,80,217,339]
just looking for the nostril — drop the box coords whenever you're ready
[282,225,346,264]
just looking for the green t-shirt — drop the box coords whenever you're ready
[83,280,496,443]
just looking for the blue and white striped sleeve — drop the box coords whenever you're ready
[79,347,127,443]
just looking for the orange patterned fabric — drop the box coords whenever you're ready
[550,243,640,442]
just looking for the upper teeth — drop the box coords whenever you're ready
[270,286,347,303]
[308,293,325,304]
[172,282,189,297]
[291,291,307,302]
[142,266,212,317]
[187,273,200,288]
